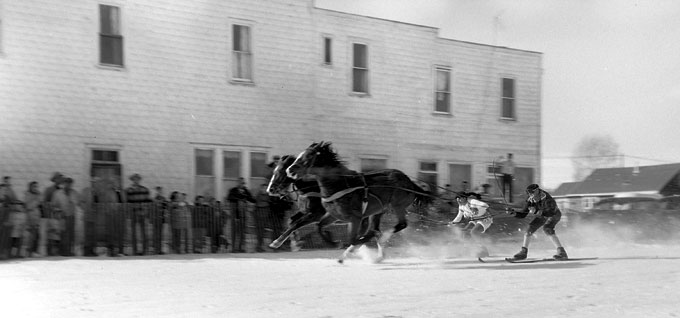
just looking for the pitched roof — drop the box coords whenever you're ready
[567,163,680,196]
[552,182,582,197]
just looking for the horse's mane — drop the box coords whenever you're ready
[310,141,344,168]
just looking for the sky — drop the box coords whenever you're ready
[315,0,680,189]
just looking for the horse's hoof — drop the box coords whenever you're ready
[269,241,282,248]
[338,259,344,264]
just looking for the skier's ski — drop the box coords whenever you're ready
[505,257,599,264]
[477,257,509,263]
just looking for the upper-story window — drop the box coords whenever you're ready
[232,24,253,81]
[99,4,124,66]
[323,36,332,65]
[435,67,451,113]
[501,77,516,119]
[352,43,369,94]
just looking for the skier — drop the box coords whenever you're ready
[506,184,568,260]
[450,192,493,258]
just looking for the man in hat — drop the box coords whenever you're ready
[125,173,152,255]
[506,184,568,260]
[42,172,64,256]
[52,177,79,256]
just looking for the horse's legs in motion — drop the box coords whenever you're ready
[316,214,340,248]
[270,212,317,249]
[379,205,408,245]
[338,215,384,263]
[338,217,361,264]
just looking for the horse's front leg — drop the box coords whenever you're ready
[338,244,358,264]
[338,219,360,264]
[270,212,316,249]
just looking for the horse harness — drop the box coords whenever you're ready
[320,173,375,215]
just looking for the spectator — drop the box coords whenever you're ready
[102,178,126,257]
[52,177,79,256]
[0,176,19,259]
[24,181,43,257]
[170,191,189,254]
[126,173,152,256]
[254,183,271,252]
[207,199,227,253]
[192,195,209,253]
[8,201,27,258]
[79,177,100,257]
[43,172,64,256]
[152,186,168,255]
[226,178,255,253]
[500,153,516,203]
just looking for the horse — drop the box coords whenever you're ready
[266,155,344,249]
[286,141,433,263]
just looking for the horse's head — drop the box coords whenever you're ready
[286,141,340,179]
[266,155,297,196]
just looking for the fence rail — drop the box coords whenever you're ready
[0,202,351,259]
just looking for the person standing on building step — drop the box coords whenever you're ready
[506,184,568,260]
[499,153,515,203]
[126,173,152,255]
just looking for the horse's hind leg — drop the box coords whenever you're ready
[317,214,340,248]
[379,206,407,245]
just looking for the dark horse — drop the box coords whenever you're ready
[266,155,343,249]
[286,141,432,263]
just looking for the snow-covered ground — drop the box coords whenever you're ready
[3,225,680,318]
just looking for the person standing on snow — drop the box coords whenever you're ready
[506,184,568,260]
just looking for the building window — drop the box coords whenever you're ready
[501,77,515,119]
[250,151,268,188]
[417,161,438,192]
[90,149,122,189]
[195,149,215,198]
[232,24,253,81]
[582,197,596,210]
[323,36,332,65]
[435,67,451,113]
[223,150,242,193]
[352,43,369,93]
[360,158,387,173]
[99,4,123,66]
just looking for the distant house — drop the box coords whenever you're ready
[552,163,680,212]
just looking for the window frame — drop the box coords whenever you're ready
[434,66,452,114]
[501,77,516,120]
[98,4,124,67]
[322,35,333,66]
[359,157,388,173]
[190,144,270,200]
[417,160,438,192]
[350,41,369,95]
[231,22,254,84]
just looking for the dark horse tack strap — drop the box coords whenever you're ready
[321,174,371,214]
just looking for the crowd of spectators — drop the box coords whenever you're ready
[0,168,297,259]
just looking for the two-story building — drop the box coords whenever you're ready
[0,0,543,201]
